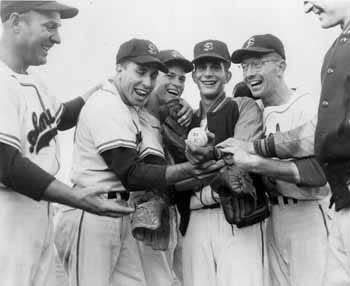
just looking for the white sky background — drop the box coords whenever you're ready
[15,0,338,183]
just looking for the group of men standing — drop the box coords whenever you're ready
[0,0,349,286]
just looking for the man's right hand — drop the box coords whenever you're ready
[73,186,135,217]
[42,180,134,218]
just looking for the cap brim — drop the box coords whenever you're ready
[164,58,193,73]
[231,47,275,63]
[131,55,168,73]
[36,2,78,19]
[192,53,230,64]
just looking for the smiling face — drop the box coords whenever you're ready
[242,53,284,101]
[192,58,231,100]
[16,10,61,69]
[304,0,350,29]
[116,61,159,107]
[153,64,186,105]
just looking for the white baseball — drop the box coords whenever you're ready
[187,127,208,147]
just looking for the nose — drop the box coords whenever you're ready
[49,30,61,45]
[142,75,153,89]
[203,66,214,77]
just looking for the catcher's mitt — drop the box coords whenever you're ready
[210,164,269,228]
[131,192,170,251]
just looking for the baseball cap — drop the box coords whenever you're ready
[116,38,168,73]
[231,34,286,64]
[158,49,193,73]
[192,40,231,66]
[1,0,78,22]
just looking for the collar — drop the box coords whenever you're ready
[197,91,228,118]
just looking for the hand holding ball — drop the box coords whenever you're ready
[186,128,208,147]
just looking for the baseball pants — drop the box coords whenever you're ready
[0,191,56,286]
[182,207,265,286]
[54,208,146,286]
[266,198,329,286]
[323,207,350,286]
[137,207,182,286]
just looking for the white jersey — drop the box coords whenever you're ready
[0,61,62,192]
[70,79,164,191]
[263,88,329,200]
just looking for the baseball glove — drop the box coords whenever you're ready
[210,165,269,228]
[131,192,170,251]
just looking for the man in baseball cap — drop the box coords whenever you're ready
[0,0,78,22]
[179,39,266,286]
[227,33,330,286]
[137,49,194,286]
[0,1,135,286]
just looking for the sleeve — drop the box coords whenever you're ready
[84,94,138,154]
[254,117,316,159]
[0,83,22,151]
[233,97,264,141]
[294,156,327,187]
[101,147,167,191]
[0,143,55,200]
[57,97,85,131]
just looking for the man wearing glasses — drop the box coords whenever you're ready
[224,34,330,286]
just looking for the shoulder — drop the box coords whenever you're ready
[232,96,262,117]
[82,83,126,118]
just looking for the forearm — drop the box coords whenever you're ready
[253,118,316,159]
[58,97,85,131]
[165,162,197,184]
[41,179,78,205]
[249,156,300,184]
[0,143,55,200]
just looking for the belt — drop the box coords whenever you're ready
[270,196,298,205]
[107,191,129,201]
[201,203,220,210]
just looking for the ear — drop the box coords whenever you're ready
[277,60,286,76]
[225,70,232,83]
[192,70,198,84]
[7,13,22,33]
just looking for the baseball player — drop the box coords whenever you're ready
[54,39,222,286]
[223,2,350,285]
[221,34,330,286]
[138,49,193,286]
[179,40,266,286]
[0,1,134,286]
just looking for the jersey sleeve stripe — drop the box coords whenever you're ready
[97,139,136,154]
[0,133,21,151]
[139,147,165,159]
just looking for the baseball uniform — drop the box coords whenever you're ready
[54,79,165,286]
[263,88,330,286]
[0,60,62,286]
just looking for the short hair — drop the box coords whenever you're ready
[232,81,254,99]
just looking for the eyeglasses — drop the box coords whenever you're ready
[240,59,280,72]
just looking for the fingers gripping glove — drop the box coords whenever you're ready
[131,192,170,250]
[210,165,269,227]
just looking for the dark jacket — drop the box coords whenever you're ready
[175,94,263,235]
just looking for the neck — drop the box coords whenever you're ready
[200,91,224,118]
[262,81,292,107]
[145,91,161,120]
[0,36,27,74]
